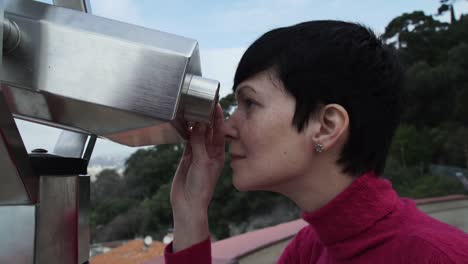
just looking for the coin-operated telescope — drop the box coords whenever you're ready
[0,0,220,263]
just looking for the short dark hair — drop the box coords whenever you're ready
[233,20,404,176]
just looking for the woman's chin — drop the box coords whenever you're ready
[232,178,249,191]
[232,174,254,191]
[233,173,271,192]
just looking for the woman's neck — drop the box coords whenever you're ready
[277,162,355,213]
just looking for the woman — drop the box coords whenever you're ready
[165,21,468,263]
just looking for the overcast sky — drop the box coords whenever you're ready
[17,0,468,160]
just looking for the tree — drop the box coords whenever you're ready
[124,144,183,200]
[384,162,466,199]
[140,183,173,238]
[436,0,468,23]
[438,0,458,23]
[91,169,123,206]
[90,169,136,236]
[383,13,468,130]
[389,125,434,170]
[432,124,468,168]
[383,11,450,66]
[381,8,468,200]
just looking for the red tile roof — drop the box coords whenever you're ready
[91,239,165,264]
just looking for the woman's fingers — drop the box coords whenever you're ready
[191,122,208,160]
[209,104,226,158]
[212,104,225,145]
[191,104,225,160]
[205,120,213,146]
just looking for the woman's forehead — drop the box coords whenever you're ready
[235,71,284,96]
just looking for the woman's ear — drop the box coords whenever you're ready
[310,104,349,152]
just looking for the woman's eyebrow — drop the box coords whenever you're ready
[235,85,257,98]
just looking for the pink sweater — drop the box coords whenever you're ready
[165,172,468,263]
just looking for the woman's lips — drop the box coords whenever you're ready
[229,153,246,161]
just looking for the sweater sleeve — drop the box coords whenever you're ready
[164,237,211,264]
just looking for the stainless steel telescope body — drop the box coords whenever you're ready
[2,0,220,147]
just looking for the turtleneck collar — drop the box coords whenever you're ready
[301,171,399,246]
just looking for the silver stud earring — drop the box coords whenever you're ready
[315,143,324,153]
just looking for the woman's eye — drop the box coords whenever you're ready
[245,99,255,108]
[242,98,258,111]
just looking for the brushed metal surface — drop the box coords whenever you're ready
[53,131,88,158]
[0,130,30,204]
[1,0,219,146]
[0,95,31,204]
[53,0,91,12]
[52,0,94,160]
[0,205,36,264]
[3,0,190,120]
[78,176,90,264]
[0,4,37,203]
[183,74,220,123]
[36,175,79,264]
[2,85,176,146]
[106,120,184,146]
[0,1,27,205]
[2,17,20,54]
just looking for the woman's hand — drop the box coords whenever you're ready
[170,103,225,252]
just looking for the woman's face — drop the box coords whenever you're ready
[223,71,315,191]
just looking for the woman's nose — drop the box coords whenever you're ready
[221,116,238,142]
